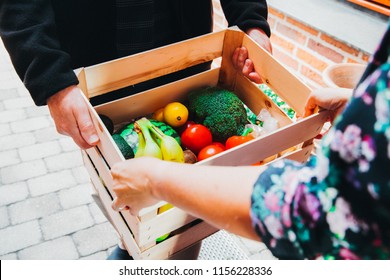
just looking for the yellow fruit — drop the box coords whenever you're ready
[163,102,188,127]
[152,107,165,122]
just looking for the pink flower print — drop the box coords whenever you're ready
[339,248,360,260]
[281,204,292,227]
[330,125,362,163]
[264,192,281,213]
[327,197,358,239]
[264,215,284,239]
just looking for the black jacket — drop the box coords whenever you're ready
[0,0,269,106]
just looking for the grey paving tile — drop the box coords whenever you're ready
[0,132,36,152]
[10,116,51,133]
[58,183,93,209]
[44,151,84,172]
[18,236,79,260]
[88,203,109,225]
[9,193,61,225]
[18,141,62,161]
[0,149,20,168]
[0,182,29,207]
[27,170,77,197]
[1,159,47,184]
[3,96,34,110]
[0,220,42,255]
[72,222,118,257]
[40,206,94,240]
[0,206,9,229]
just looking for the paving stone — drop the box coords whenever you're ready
[0,132,36,152]
[0,123,11,137]
[79,250,107,260]
[72,166,91,184]
[33,127,64,143]
[0,159,47,184]
[59,137,80,152]
[88,203,109,224]
[236,236,269,256]
[10,116,51,133]
[25,105,50,118]
[0,101,4,111]
[72,222,118,256]
[58,183,93,209]
[18,236,79,260]
[0,253,18,260]
[0,220,42,255]
[3,97,34,110]
[44,151,84,172]
[0,206,9,229]
[0,88,19,101]
[27,170,77,197]
[9,193,61,225]
[250,249,277,260]
[40,206,94,240]
[19,141,61,161]
[0,149,20,168]
[0,182,29,207]
[0,109,26,124]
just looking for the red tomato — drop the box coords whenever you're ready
[181,124,212,154]
[225,135,254,149]
[198,144,225,161]
[177,120,196,135]
[211,142,225,151]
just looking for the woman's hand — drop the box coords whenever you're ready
[303,87,352,123]
[111,157,163,215]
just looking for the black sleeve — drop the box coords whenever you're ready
[220,0,271,37]
[0,0,79,106]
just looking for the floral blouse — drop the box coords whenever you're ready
[251,23,390,260]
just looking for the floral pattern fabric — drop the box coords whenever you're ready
[251,23,390,260]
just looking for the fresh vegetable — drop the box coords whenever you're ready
[163,102,189,127]
[135,118,184,162]
[187,86,248,142]
[134,118,162,159]
[181,124,212,154]
[99,114,114,135]
[152,107,165,122]
[225,127,254,149]
[118,120,180,155]
[183,149,197,164]
[198,144,225,161]
[111,134,134,159]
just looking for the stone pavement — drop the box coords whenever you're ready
[0,38,276,260]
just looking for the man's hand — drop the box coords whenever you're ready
[47,85,99,149]
[232,28,272,84]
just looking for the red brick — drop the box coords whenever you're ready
[269,7,285,20]
[308,39,344,63]
[276,23,307,46]
[268,17,276,29]
[362,53,371,62]
[320,34,359,56]
[270,33,296,54]
[297,48,329,72]
[273,48,299,71]
[286,18,319,36]
[301,65,327,87]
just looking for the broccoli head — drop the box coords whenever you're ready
[188,87,248,142]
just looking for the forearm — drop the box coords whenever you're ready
[220,0,270,37]
[0,0,78,105]
[152,161,265,240]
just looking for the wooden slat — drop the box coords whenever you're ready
[242,35,312,117]
[348,0,390,16]
[84,30,226,97]
[95,68,220,125]
[197,110,329,166]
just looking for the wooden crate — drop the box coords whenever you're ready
[76,27,329,259]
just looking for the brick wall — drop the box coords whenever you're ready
[212,2,370,89]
